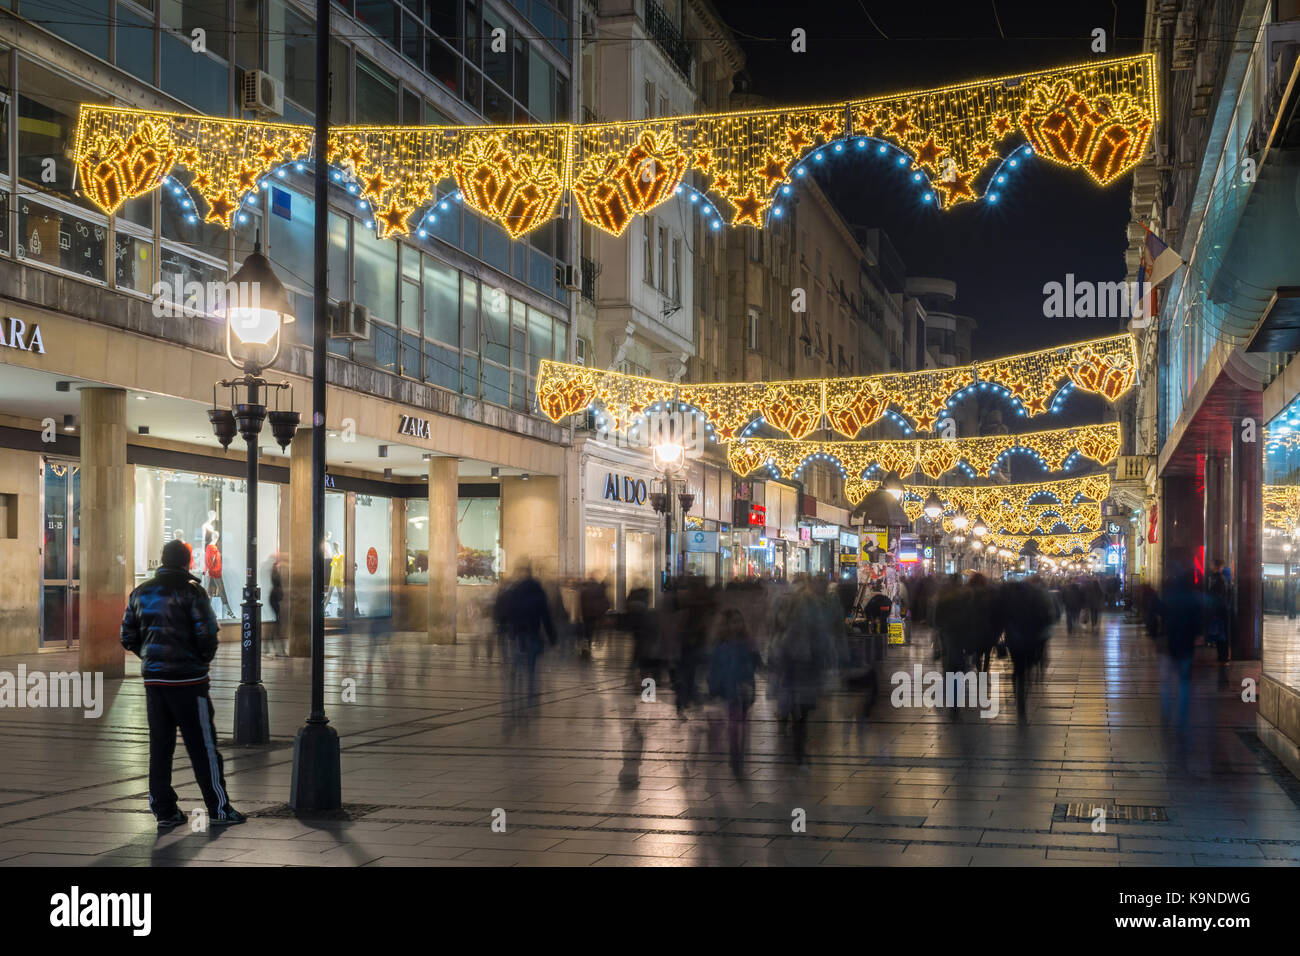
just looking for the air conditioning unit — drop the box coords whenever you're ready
[242,69,285,118]
[330,301,369,341]
[560,264,581,291]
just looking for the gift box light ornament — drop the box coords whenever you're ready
[535,333,1137,439]
[73,54,1155,237]
[725,423,1121,487]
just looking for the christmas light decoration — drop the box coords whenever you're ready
[1264,485,1300,534]
[982,531,1100,556]
[727,423,1120,488]
[537,333,1135,437]
[860,473,1108,517]
[74,54,1155,236]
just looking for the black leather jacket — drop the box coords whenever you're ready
[120,568,220,683]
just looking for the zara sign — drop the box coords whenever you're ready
[0,317,45,354]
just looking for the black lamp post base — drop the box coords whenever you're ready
[290,720,341,811]
[233,682,270,745]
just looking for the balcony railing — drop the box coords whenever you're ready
[580,255,597,302]
[646,0,693,79]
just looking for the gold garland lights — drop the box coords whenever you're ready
[726,423,1121,492]
[1264,485,1300,534]
[537,333,1136,438]
[74,54,1155,237]
[981,531,1100,556]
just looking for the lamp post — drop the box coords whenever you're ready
[291,0,342,809]
[210,240,298,745]
[650,439,687,590]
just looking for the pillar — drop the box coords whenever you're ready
[500,475,560,580]
[286,429,312,657]
[428,456,457,643]
[1233,422,1263,660]
[79,387,127,678]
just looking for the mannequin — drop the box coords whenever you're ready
[171,529,194,573]
[205,529,230,615]
[327,540,344,615]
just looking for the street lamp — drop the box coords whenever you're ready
[211,238,298,746]
[881,470,904,500]
[972,516,988,538]
[952,508,969,532]
[922,491,943,520]
[650,434,688,590]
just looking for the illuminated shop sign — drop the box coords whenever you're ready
[604,473,648,506]
[398,414,431,439]
[0,317,45,354]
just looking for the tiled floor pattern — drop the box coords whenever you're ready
[0,614,1296,866]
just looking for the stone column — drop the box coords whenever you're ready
[79,387,127,678]
[500,476,560,580]
[286,429,312,657]
[428,457,458,643]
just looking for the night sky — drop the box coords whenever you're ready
[708,0,1148,359]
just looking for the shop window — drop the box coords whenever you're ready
[353,220,396,322]
[134,467,279,623]
[269,2,316,112]
[158,244,226,316]
[24,0,109,59]
[114,231,154,294]
[527,308,552,380]
[356,55,399,124]
[17,199,106,282]
[323,492,345,618]
[18,59,105,211]
[423,255,459,346]
[482,281,509,365]
[461,275,480,353]
[116,3,155,84]
[405,498,428,583]
[585,525,617,598]
[354,494,392,617]
[160,31,229,116]
[458,497,500,582]
[162,0,228,60]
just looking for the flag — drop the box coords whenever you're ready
[1142,226,1184,287]
[1131,223,1184,324]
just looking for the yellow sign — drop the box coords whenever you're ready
[888,621,906,645]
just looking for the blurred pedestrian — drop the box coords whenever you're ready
[1158,563,1203,730]
[619,586,665,787]
[707,608,761,776]
[495,563,557,729]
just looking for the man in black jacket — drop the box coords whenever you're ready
[121,539,246,830]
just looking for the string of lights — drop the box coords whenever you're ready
[726,423,1121,494]
[73,53,1155,237]
[537,333,1136,437]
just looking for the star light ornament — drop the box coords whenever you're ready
[73,54,1156,236]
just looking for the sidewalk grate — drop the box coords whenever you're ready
[1058,802,1168,822]
[250,802,385,822]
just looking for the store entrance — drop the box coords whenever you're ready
[323,489,392,629]
[40,458,80,647]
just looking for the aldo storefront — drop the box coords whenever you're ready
[577,432,662,610]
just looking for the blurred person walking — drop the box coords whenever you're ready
[1158,563,1203,731]
[769,577,839,768]
[707,607,762,776]
[619,586,666,787]
[495,563,557,730]
[998,577,1056,721]
[120,539,245,829]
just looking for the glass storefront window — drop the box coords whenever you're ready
[406,497,428,584]
[114,232,153,294]
[17,199,107,282]
[459,497,500,582]
[585,525,617,598]
[134,467,279,622]
[626,529,655,601]
[324,491,345,618]
[354,494,392,617]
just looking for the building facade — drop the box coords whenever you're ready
[0,0,581,662]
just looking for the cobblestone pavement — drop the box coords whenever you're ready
[0,613,1296,866]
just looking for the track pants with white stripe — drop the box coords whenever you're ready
[145,682,234,819]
